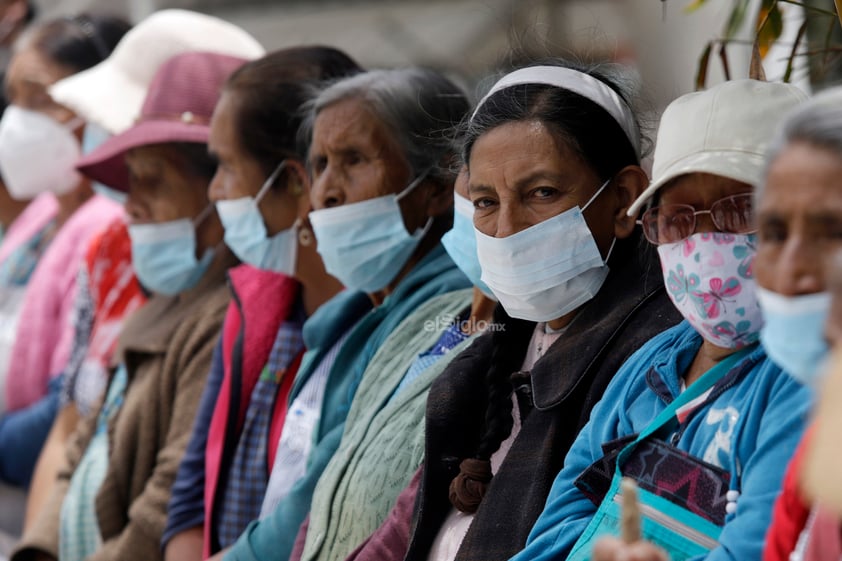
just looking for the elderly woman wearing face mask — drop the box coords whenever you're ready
[755,88,842,561]
[283,165,497,561]
[514,79,811,561]
[219,67,471,561]
[10,52,247,561]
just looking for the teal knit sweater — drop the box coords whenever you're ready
[302,288,475,561]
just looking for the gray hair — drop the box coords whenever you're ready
[762,87,842,199]
[299,67,470,185]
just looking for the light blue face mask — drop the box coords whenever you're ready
[441,192,495,299]
[309,172,432,293]
[128,206,215,296]
[82,122,127,204]
[216,161,298,275]
[757,287,831,386]
[475,179,613,322]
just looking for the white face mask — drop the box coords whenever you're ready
[128,206,215,296]
[216,161,299,275]
[309,173,432,293]
[0,105,84,200]
[476,179,613,322]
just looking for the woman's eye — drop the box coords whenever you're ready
[346,152,363,166]
[532,186,558,199]
[473,197,496,210]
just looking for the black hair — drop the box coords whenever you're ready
[25,13,130,73]
[463,60,642,182]
[448,305,535,513]
[224,45,362,180]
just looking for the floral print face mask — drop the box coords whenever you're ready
[657,232,763,349]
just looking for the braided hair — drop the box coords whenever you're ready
[448,304,534,513]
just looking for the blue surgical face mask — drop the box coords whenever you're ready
[441,192,495,299]
[82,122,127,204]
[757,287,831,386]
[216,161,298,275]
[476,179,613,322]
[128,206,215,296]
[309,172,432,293]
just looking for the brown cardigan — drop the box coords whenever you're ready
[13,250,236,561]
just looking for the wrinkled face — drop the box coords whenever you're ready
[309,97,411,208]
[756,141,842,297]
[124,144,211,226]
[467,119,616,255]
[5,45,75,124]
[307,97,432,234]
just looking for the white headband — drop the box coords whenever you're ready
[471,66,641,159]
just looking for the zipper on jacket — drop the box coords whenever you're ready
[612,493,719,549]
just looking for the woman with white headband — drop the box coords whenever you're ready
[512,80,811,561]
[338,61,681,561]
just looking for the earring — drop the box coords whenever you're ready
[298,226,314,247]
[289,181,303,196]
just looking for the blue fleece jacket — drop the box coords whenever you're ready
[225,244,469,561]
[511,321,811,561]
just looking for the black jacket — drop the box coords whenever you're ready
[405,237,683,561]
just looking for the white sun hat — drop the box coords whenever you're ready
[48,9,265,135]
[627,79,807,218]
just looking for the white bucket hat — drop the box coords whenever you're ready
[48,9,265,135]
[627,79,807,217]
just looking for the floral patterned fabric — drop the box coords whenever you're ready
[60,218,146,416]
[657,232,762,349]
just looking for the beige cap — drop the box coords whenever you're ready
[48,9,265,135]
[627,79,807,217]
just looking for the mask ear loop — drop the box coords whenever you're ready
[396,168,435,237]
[581,177,616,265]
[187,202,220,261]
[192,203,215,228]
[603,237,617,265]
[396,169,430,202]
[255,160,288,205]
[581,177,612,212]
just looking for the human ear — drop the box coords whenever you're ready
[282,159,312,221]
[423,174,455,219]
[611,165,649,240]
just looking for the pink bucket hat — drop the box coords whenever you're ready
[77,51,246,192]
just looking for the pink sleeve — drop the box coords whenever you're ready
[289,515,310,561]
[4,196,122,411]
[344,466,422,561]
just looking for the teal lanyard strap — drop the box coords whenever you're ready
[617,344,754,465]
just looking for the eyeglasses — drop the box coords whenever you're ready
[638,193,756,245]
